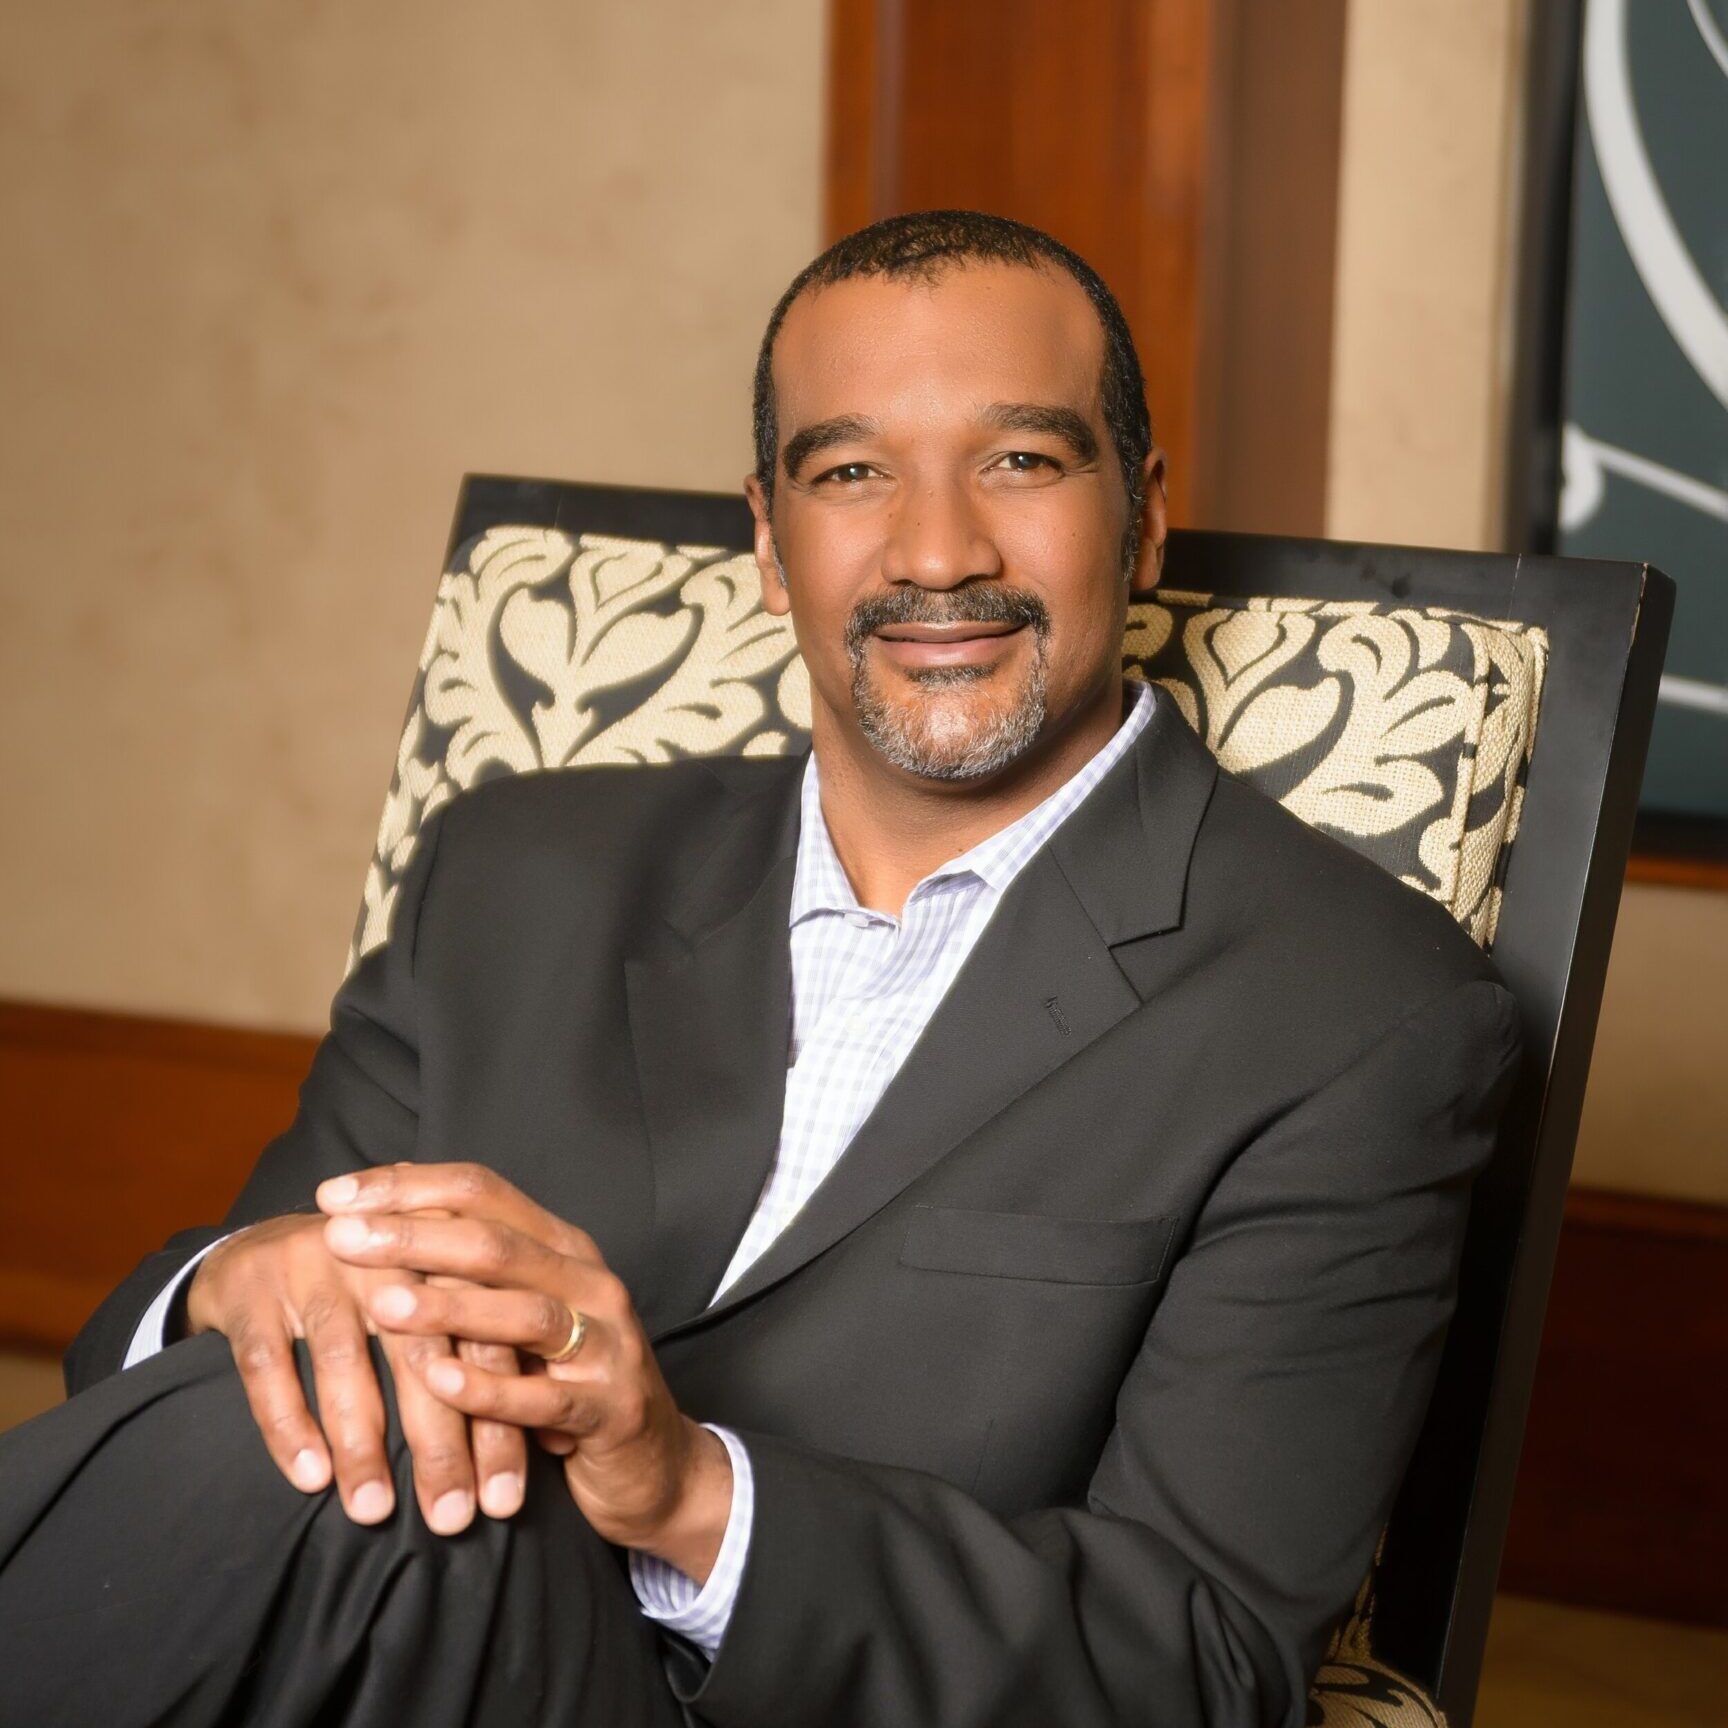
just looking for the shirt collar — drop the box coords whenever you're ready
[791,678,1156,925]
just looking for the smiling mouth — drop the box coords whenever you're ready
[874,621,1022,642]
[870,620,1027,669]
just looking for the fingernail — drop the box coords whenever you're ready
[326,1216,373,1254]
[371,1285,416,1323]
[319,1175,359,1207]
[349,1479,394,1523]
[480,1472,524,1518]
[425,1360,464,1397]
[429,1489,474,1534]
[290,1448,329,1492]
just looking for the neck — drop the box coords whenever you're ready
[810,675,1130,917]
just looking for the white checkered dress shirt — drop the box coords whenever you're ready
[630,678,1155,1655]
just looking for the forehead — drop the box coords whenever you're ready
[772,262,1106,434]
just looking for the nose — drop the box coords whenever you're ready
[880,473,1003,590]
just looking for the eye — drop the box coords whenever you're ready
[991,450,1061,475]
[814,461,881,485]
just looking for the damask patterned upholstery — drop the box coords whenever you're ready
[351,525,1551,1727]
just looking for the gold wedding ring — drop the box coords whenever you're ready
[543,1304,588,1365]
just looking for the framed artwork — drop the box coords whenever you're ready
[1508,0,1728,879]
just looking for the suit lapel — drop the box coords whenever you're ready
[624,761,803,1337]
[653,683,1220,1340]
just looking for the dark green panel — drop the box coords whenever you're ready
[1557,0,1728,821]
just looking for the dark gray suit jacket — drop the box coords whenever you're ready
[68,684,1523,1728]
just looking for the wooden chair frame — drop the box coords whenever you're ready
[445,474,1674,1727]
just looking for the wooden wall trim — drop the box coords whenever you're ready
[1499,1185,1728,1626]
[1204,0,1347,537]
[0,1000,315,1352]
[825,0,894,239]
[2,996,1723,1625]
[823,1,1353,539]
[1628,813,1728,892]
[1555,1185,1728,1241]
[0,999,314,1072]
[1626,854,1728,892]
[821,0,1234,527]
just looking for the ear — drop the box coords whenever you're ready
[744,473,791,617]
[1127,447,1169,596]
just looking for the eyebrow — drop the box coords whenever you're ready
[782,414,880,481]
[779,400,1101,481]
[979,401,1099,463]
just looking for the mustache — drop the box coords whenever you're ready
[843,586,1051,656]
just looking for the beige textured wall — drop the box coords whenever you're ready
[1576,885,1728,1206]
[0,1,824,1030]
[1327,0,1525,551]
[4,3,1718,1204]
[1327,0,1726,1205]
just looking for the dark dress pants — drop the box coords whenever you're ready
[0,1333,691,1728]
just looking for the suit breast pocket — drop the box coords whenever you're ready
[898,1204,1178,1287]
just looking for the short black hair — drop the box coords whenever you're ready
[751,210,1154,555]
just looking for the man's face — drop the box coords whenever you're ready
[747,262,1165,784]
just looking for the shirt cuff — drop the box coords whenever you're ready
[627,1424,754,1658]
[121,1235,231,1369]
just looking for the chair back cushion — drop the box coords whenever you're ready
[353,527,1548,967]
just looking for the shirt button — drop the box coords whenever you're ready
[845,911,871,929]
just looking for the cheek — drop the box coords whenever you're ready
[1040,621,1121,704]
[994,520,1123,675]
[779,505,882,601]
[994,498,1117,588]
[776,523,878,696]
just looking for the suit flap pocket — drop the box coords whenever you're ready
[899,1206,1177,1286]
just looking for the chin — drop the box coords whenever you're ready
[855,683,1048,782]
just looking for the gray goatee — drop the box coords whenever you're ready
[844,586,1052,781]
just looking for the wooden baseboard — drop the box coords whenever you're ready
[2,998,1723,1625]
[1629,812,1728,891]
[1498,1188,1728,1627]
[0,1000,314,1350]
[1626,853,1728,891]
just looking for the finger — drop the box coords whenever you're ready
[317,1164,597,1257]
[381,1329,477,1535]
[325,1213,579,1293]
[518,1352,579,1456]
[367,1281,585,1356]
[302,1289,395,1524]
[421,1355,604,1436]
[226,1310,333,1495]
[456,1338,529,1518]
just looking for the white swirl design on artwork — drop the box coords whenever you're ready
[1560,427,1728,718]
[1586,0,1728,409]
[1663,673,1728,717]
[1686,0,1728,81]
[1560,425,1728,533]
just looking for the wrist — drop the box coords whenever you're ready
[184,1256,220,1336]
[635,1420,733,1586]
[164,1264,199,1344]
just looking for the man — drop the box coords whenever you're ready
[0,212,1522,1727]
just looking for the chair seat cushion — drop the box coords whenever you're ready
[1307,1654,1448,1727]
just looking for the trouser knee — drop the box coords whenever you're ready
[0,1329,674,1728]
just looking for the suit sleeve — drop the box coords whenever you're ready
[63,809,449,1397]
[672,975,1524,1728]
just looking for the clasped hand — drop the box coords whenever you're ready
[185,1163,731,1582]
